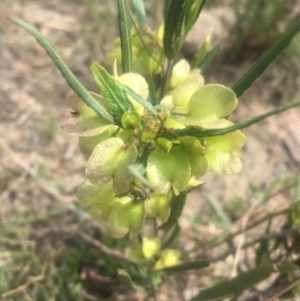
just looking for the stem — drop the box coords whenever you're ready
[174,99,300,137]
[159,60,172,101]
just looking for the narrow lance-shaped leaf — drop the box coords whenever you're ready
[163,0,205,59]
[159,191,187,231]
[184,0,205,34]
[117,0,133,73]
[232,18,300,97]
[13,18,114,124]
[163,0,183,59]
[120,83,158,116]
[91,62,134,121]
[182,0,205,36]
[128,163,153,189]
[162,223,180,249]
[132,0,147,28]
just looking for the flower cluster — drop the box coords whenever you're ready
[61,58,246,240]
[125,237,181,270]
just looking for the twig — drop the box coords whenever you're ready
[42,228,130,263]
[73,231,129,262]
[267,278,300,301]
[230,202,259,278]
[211,226,300,262]
[198,197,298,252]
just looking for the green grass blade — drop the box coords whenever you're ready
[189,265,274,301]
[13,18,115,124]
[207,193,231,232]
[117,0,133,73]
[199,44,220,74]
[232,18,300,97]
[132,0,147,28]
[157,260,210,273]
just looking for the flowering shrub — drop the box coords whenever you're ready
[14,0,300,297]
[61,54,246,241]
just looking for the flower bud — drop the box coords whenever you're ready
[154,249,181,270]
[157,138,172,154]
[141,130,156,142]
[142,237,161,259]
[122,111,142,130]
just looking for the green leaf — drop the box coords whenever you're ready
[163,0,184,58]
[117,268,145,291]
[127,163,153,189]
[159,191,187,231]
[232,18,300,97]
[157,260,209,272]
[132,0,147,28]
[189,265,274,301]
[117,0,133,72]
[162,223,180,249]
[199,44,220,74]
[91,62,134,120]
[163,0,205,59]
[13,18,115,124]
[120,83,158,116]
[277,262,298,274]
[182,0,206,36]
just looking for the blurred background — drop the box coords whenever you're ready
[1,0,300,300]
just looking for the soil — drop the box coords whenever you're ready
[1,1,300,300]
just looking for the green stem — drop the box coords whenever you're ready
[159,60,172,101]
[117,0,133,73]
[12,18,114,124]
[174,99,300,137]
